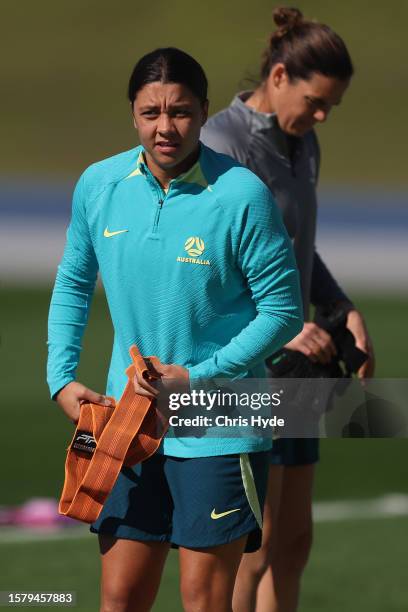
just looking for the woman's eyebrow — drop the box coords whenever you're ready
[165,101,194,108]
[306,95,342,106]
[138,101,193,111]
[138,104,160,111]
[306,95,325,104]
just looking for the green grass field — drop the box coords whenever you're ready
[1,288,407,504]
[1,288,407,611]
[1,517,408,611]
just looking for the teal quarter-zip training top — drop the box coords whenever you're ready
[47,143,303,457]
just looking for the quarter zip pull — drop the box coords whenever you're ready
[152,198,164,234]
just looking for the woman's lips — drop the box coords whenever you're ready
[155,142,179,153]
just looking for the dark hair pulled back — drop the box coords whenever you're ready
[261,7,353,82]
[128,47,208,105]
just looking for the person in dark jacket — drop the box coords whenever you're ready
[201,7,375,611]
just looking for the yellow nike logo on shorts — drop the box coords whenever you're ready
[104,227,129,238]
[210,508,241,520]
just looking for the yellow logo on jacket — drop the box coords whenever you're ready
[176,236,210,266]
[185,236,205,257]
[104,227,129,238]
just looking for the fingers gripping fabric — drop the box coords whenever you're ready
[59,345,167,523]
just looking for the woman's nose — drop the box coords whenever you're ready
[157,112,173,133]
[314,109,328,123]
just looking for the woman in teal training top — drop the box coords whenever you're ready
[201,7,375,612]
[47,48,303,611]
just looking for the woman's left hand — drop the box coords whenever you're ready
[132,359,190,397]
[346,309,375,380]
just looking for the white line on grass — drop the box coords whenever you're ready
[1,494,408,544]
[313,493,408,522]
[0,525,91,544]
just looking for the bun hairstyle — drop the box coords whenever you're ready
[261,6,353,82]
[272,6,303,37]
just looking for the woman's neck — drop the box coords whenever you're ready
[244,85,275,114]
[145,146,200,190]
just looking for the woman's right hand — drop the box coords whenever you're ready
[284,322,337,364]
[55,381,113,424]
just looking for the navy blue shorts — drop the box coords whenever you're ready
[91,451,269,553]
[269,438,319,466]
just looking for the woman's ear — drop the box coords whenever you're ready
[201,99,209,126]
[130,102,138,129]
[270,63,288,88]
